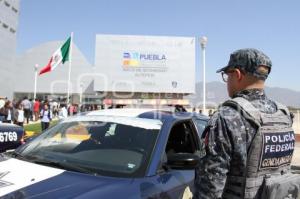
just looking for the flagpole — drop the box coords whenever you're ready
[67,32,73,105]
[34,64,38,100]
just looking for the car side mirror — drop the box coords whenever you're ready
[167,153,199,170]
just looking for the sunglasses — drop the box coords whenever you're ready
[221,68,245,82]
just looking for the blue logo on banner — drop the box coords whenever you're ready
[123,52,131,59]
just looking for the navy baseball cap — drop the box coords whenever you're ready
[217,48,272,80]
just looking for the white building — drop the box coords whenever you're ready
[0,0,19,99]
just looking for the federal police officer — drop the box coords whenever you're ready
[193,48,298,199]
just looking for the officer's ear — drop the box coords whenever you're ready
[235,68,244,82]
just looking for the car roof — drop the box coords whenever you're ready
[85,108,209,122]
[86,108,161,118]
[84,108,172,122]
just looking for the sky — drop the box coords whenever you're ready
[17,0,300,91]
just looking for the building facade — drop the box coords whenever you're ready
[0,0,19,99]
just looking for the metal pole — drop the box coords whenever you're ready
[297,110,300,133]
[200,36,208,115]
[34,64,38,99]
[67,32,73,105]
[202,47,206,114]
[79,83,83,112]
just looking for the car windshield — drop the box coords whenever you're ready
[16,116,162,178]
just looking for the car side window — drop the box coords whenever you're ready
[192,119,208,158]
[193,119,207,138]
[165,120,198,155]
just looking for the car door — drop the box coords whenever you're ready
[145,120,199,199]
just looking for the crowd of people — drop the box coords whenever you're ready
[0,97,92,131]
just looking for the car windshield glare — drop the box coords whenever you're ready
[17,116,162,178]
[62,115,162,130]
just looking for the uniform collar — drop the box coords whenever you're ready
[233,88,266,101]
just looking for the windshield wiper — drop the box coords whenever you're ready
[9,151,31,161]
[32,158,97,175]
[8,151,46,165]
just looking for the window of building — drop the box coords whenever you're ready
[12,7,18,13]
[2,23,8,29]
[4,1,10,7]
[10,28,15,33]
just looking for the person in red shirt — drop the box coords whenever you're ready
[33,99,40,121]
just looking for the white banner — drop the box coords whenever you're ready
[94,34,195,94]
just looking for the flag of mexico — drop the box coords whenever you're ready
[39,37,71,75]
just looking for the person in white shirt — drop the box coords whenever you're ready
[40,104,52,131]
[58,104,68,120]
[52,101,59,117]
[14,103,24,127]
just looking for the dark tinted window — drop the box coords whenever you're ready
[166,121,198,154]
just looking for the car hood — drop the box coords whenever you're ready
[0,158,139,199]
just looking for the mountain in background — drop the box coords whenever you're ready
[186,81,300,108]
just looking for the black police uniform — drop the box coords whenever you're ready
[193,48,297,199]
